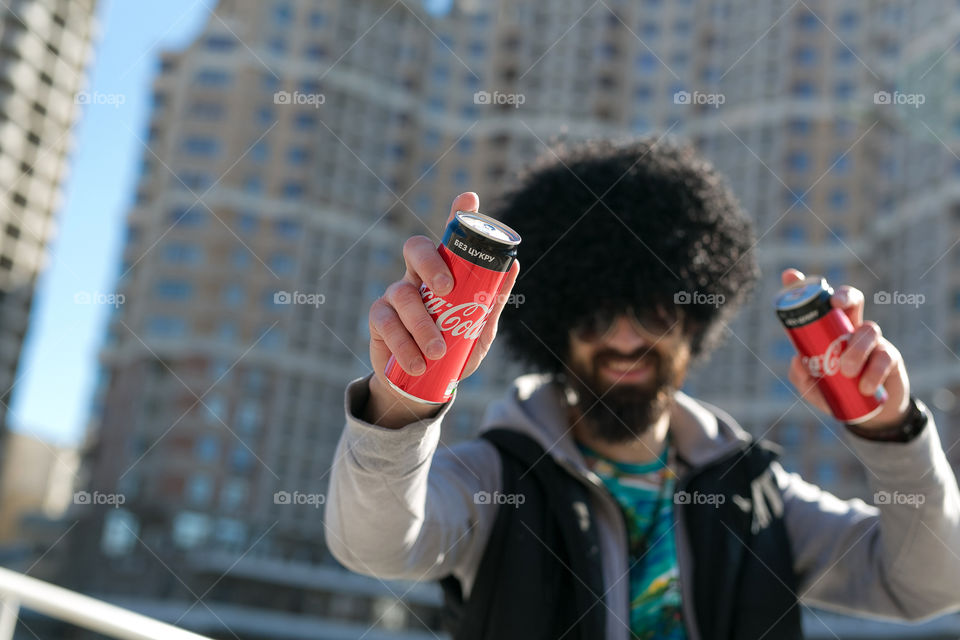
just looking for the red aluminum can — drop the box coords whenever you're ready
[774,276,887,424]
[385,211,521,404]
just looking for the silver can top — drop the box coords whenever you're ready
[456,211,521,246]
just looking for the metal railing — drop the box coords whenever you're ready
[0,567,211,640]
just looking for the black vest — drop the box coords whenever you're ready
[440,427,804,640]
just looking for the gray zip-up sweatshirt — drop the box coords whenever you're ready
[325,373,960,639]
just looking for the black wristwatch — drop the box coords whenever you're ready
[844,395,929,443]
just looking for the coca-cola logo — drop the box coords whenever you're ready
[802,333,849,377]
[420,283,491,341]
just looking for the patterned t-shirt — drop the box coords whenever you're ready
[577,439,688,640]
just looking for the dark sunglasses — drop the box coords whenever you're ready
[572,304,683,342]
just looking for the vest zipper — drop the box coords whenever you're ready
[674,442,751,640]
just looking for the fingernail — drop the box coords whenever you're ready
[435,275,453,294]
[426,339,446,359]
[835,290,850,305]
[410,358,426,375]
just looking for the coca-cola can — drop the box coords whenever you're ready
[774,276,887,424]
[384,210,521,404]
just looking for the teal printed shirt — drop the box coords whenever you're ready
[577,440,688,640]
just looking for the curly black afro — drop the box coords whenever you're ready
[491,136,759,375]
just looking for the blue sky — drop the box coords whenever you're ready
[8,0,214,446]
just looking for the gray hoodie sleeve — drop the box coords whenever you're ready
[324,375,502,596]
[774,409,960,621]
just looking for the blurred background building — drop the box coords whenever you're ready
[0,0,96,454]
[0,0,956,638]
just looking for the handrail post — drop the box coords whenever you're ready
[0,595,20,640]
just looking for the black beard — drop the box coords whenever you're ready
[564,346,684,445]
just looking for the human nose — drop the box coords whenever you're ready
[603,315,650,352]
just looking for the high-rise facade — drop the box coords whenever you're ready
[64,0,960,637]
[0,0,96,444]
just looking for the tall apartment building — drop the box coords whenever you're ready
[680,1,960,497]
[0,0,96,447]
[62,0,960,637]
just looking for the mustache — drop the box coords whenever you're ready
[594,347,660,369]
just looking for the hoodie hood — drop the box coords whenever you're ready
[479,373,753,474]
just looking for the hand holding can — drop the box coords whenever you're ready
[776,269,911,427]
[366,193,521,426]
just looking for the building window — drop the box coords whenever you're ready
[786,151,809,171]
[205,35,236,51]
[161,243,203,265]
[172,512,211,549]
[179,171,212,191]
[269,253,295,274]
[220,479,248,511]
[182,136,221,157]
[195,435,220,462]
[275,219,301,238]
[154,279,193,300]
[273,3,293,24]
[782,223,806,243]
[218,322,237,342]
[282,182,304,199]
[146,316,187,338]
[169,208,206,227]
[829,189,848,209]
[223,284,245,307]
[294,113,316,130]
[230,447,254,473]
[287,147,310,165]
[238,400,261,432]
[251,141,269,163]
[791,82,816,98]
[244,176,263,194]
[194,69,232,87]
[238,212,258,234]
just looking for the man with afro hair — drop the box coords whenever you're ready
[326,137,960,640]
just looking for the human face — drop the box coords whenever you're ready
[565,306,691,443]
